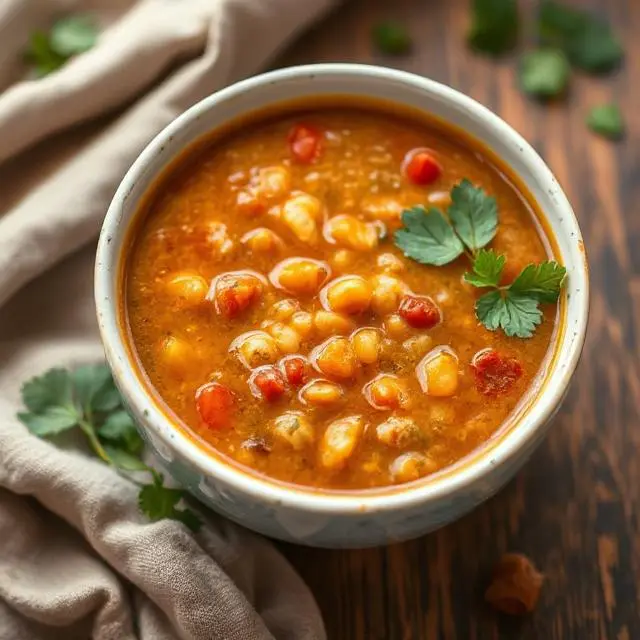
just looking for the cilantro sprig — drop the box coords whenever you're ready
[18,365,201,531]
[394,180,566,338]
[25,15,98,77]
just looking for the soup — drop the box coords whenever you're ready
[124,103,560,490]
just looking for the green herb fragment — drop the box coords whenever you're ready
[448,179,498,252]
[539,1,623,73]
[520,49,570,98]
[586,104,624,140]
[139,471,202,532]
[467,0,519,56]
[464,251,566,338]
[394,206,464,266]
[24,14,98,77]
[372,21,412,55]
[18,364,201,531]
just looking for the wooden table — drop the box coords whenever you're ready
[275,1,640,638]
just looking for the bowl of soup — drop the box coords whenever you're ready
[95,64,588,547]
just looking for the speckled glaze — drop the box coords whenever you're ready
[95,64,589,548]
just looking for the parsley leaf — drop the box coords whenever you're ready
[24,14,98,77]
[587,104,625,140]
[520,49,570,98]
[467,0,519,56]
[394,206,464,266]
[463,249,505,288]
[372,22,412,55]
[448,179,498,252]
[539,1,623,73]
[509,261,567,302]
[18,364,201,532]
[139,472,202,532]
[476,290,543,338]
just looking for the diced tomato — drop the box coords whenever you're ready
[398,295,441,329]
[281,356,309,387]
[288,123,323,164]
[402,148,442,186]
[195,381,235,430]
[472,349,523,396]
[212,272,263,318]
[250,366,287,402]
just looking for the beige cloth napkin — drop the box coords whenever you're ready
[0,0,339,638]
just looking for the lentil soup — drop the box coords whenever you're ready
[124,104,560,490]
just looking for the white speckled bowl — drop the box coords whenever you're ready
[95,64,589,548]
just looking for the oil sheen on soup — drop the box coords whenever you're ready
[125,105,559,490]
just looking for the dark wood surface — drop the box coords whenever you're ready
[274,1,640,638]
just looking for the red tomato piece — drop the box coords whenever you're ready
[250,366,287,402]
[398,295,441,329]
[212,273,263,318]
[281,356,309,387]
[472,349,523,396]
[195,381,235,430]
[288,123,322,164]
[402,148,442,186]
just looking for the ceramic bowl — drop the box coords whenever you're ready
[95,64,589,548]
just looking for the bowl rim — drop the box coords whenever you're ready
[95,63,589,514]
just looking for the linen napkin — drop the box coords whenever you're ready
[0,0,339,638]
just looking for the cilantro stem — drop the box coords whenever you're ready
[78,418,111,463]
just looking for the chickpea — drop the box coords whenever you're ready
[351,328,381,365]
[402,334,434,359]
[299,379,344,407]
[376,253,406,273]
[370,274,409,316]
[166,271,208,304]
[256,166,291,200]
[389,452,437,483]
[313,310,355,337]
[384,314,411,340]
[329,249,355,272]
[427,190,452,207]
[416,347,459,397]
[376,417,423,448]
[311,337,357,379]
[361,195,403,224]
[322,276,372,315]
[241,227,284,254]
[269,257,330,295]
[289,311,314,338]
[319,415,365,470]
[210,271,265,318]
[364,374,412,410]
[267,298,300,322]
[230,330,279,369]
[282,192,322,243]
[324,214,381,251]
[272,412,315,450]
[159,336,193,373]
[267,322,301,354]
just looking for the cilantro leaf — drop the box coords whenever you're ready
[448,179,498,253]
[467,0,519,56]
[476,290,543,338]
[50,15,98,57]
[21,368,72,413]
[18,406,79,437]
[587,104,624,140]
[103,446,148,471]
[394,206,464,266]
[520,49,570,98]
[509,261,567,302]
[539,1,623,73]
[372,22,412,55]
[71,364,114,414]
[98,410,144,456]
[139,472,202,532]
[464,249,506,288]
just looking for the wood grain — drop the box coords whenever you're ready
[273,0,640,637]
